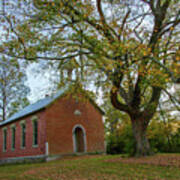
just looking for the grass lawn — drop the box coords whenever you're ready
[0,154,180,180]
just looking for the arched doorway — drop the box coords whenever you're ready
[72,125,86,153]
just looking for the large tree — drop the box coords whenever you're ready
[0,0,179,156]
[0,56,30,121]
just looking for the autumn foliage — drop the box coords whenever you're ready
[0,0,179,156]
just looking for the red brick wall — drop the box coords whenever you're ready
[0,110,46,160]
[45,95,105,155]
[0,94,105,160]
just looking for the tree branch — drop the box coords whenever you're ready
[131,74,142,109]
[0,51,91,61]
[120,9,131,37]
[3,15,28,57]
[148,56,180,83]
[96,0,106,25]
[63,2,117,42]
[162,89,180,111]
[110,88,130,113]
[143,86,162,119]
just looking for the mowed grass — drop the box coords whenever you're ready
[0,154,180,180]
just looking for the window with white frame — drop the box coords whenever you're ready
[11,125,16,150]
[21,123,26,148]
[32,119,38,146]
[3,128,7,151]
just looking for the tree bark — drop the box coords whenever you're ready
[131,118,152,157]
[110,87,160,157]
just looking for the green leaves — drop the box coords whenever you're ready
[0,56,30,121]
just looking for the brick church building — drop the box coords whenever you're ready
[0,86,105,164]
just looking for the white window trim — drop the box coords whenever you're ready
[20,120,26,125]
[10,124,16,128]
[45,142,49,156]
[32,117,38,148]
[11,125,16,151]
[31,116,38,121]
[20,121,26,149]
[2,127,7,152]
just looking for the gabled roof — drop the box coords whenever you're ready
[0,85,104,127]
[0,87,68,127]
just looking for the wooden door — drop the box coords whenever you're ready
[75,127,85,152]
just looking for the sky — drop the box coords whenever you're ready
[26,63,56,103]
[1,0,179,109]
[26,63,104,105]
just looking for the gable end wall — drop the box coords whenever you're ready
[45,95,105,155]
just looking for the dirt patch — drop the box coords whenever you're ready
[105,154,180,168]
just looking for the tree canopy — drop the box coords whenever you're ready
[0,0,179,156]
[0,56,30,121]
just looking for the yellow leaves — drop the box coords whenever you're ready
[21,38,25,43]
[111,20,118,28]
[118,28,122,34]
[83,13,89,18]
[118,61,123,66]
[105,64,112,71]
[147,48,152,53]
[175,56,180,61]
[59,1,64,8]
[143,51,148,56]
[170,62,180,77]
[143,48,152,56]
[171,122,180,134]
[164,77,169,83]
[174,68,178,73]
[123,80,129,87]
[105,61,117,72]
[170,26,174,31]
[111,86,117,93]
[135,44,152,58]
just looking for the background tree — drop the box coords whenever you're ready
[104,98,180,154]
[0,56,30,121]
[102,98,135,155]
[148,114,180,153]
[0,0,179,156]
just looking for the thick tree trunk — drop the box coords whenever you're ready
[131,118,152,157]
[110,87,160,157]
